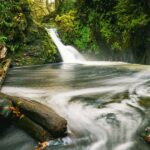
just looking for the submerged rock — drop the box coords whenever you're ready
[0,97,12,118]
[145,134,150,143]
[140,119,150,144]
[144,127,150,143]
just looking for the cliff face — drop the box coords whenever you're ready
[0,0,60,66]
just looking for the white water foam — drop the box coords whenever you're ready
[47,28,126,66]
[2,68,149,150]
[47,28,85,63]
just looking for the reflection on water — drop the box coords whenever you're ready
[1,63,150,150]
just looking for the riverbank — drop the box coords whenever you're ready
[0,0,61,67]
[0,59,11,89]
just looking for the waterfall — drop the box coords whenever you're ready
[47,28,127,66]
[46,28,85,63]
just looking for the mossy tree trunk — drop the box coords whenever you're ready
[0,93,67,141]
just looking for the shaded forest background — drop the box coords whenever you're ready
[0,0,59,65]
[55,0,150,63]
[0,0,150,65]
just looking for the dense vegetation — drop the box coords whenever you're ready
[0,0,59,66]
[1,0,150,64]
[55,0,150,64]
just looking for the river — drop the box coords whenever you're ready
[0,29,150,150]
[0,62,149,150]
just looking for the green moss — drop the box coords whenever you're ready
[139,98,150,109]
[55,0,150,63]
[0,0,60,66]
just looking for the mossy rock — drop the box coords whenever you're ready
[0,98,12,118]
[139,97,150,109]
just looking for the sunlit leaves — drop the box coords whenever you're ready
[55,0,150,56]
[55,10,76,32]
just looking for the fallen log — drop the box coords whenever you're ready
[0,92,67,142]
[15,113,53,141]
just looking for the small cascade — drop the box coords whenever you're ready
[47,28,85,63]
[47,28,126,66]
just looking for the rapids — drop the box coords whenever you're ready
[0,63,150,150]
[0,29,150,150]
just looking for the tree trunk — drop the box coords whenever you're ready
[0,93,67,141]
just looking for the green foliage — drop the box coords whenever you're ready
[0,0,59,65]
[0,35,7,45]
[74,26,91,49]
[55,10,76,32]
[55,7,98,53]
[55,0,76,13]
[55,0,150,62]
[0,0,28,52]
[28,0,49,22]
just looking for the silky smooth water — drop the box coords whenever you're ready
[47,29,85,63]
[0,29,149,150]
[1,63,150,150]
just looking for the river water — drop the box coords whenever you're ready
[0,29,150,150]
[0,62,150,150]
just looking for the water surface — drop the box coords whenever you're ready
[1,63,150,150]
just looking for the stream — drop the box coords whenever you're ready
[0,29,150,150]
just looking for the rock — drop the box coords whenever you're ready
[141,125,150,144]
[145,134,150,143]
[0,97,12,118]
[0,45,7,60]
[144,126,150,143]
[0,69,4,76]
[0,93,67,139]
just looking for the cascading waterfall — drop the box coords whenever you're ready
[47,28,126,66]
[46,28,85,63]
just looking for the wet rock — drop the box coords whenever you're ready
[145,134,150,143]
[0,45,7,60]
[0,97,12,133]
[106,113,120,126]
[0,69,4,76]
[0,97,12,118]
[140,125,150,144]
[144,127,150,143]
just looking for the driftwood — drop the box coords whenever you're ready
[0,93,67,142]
